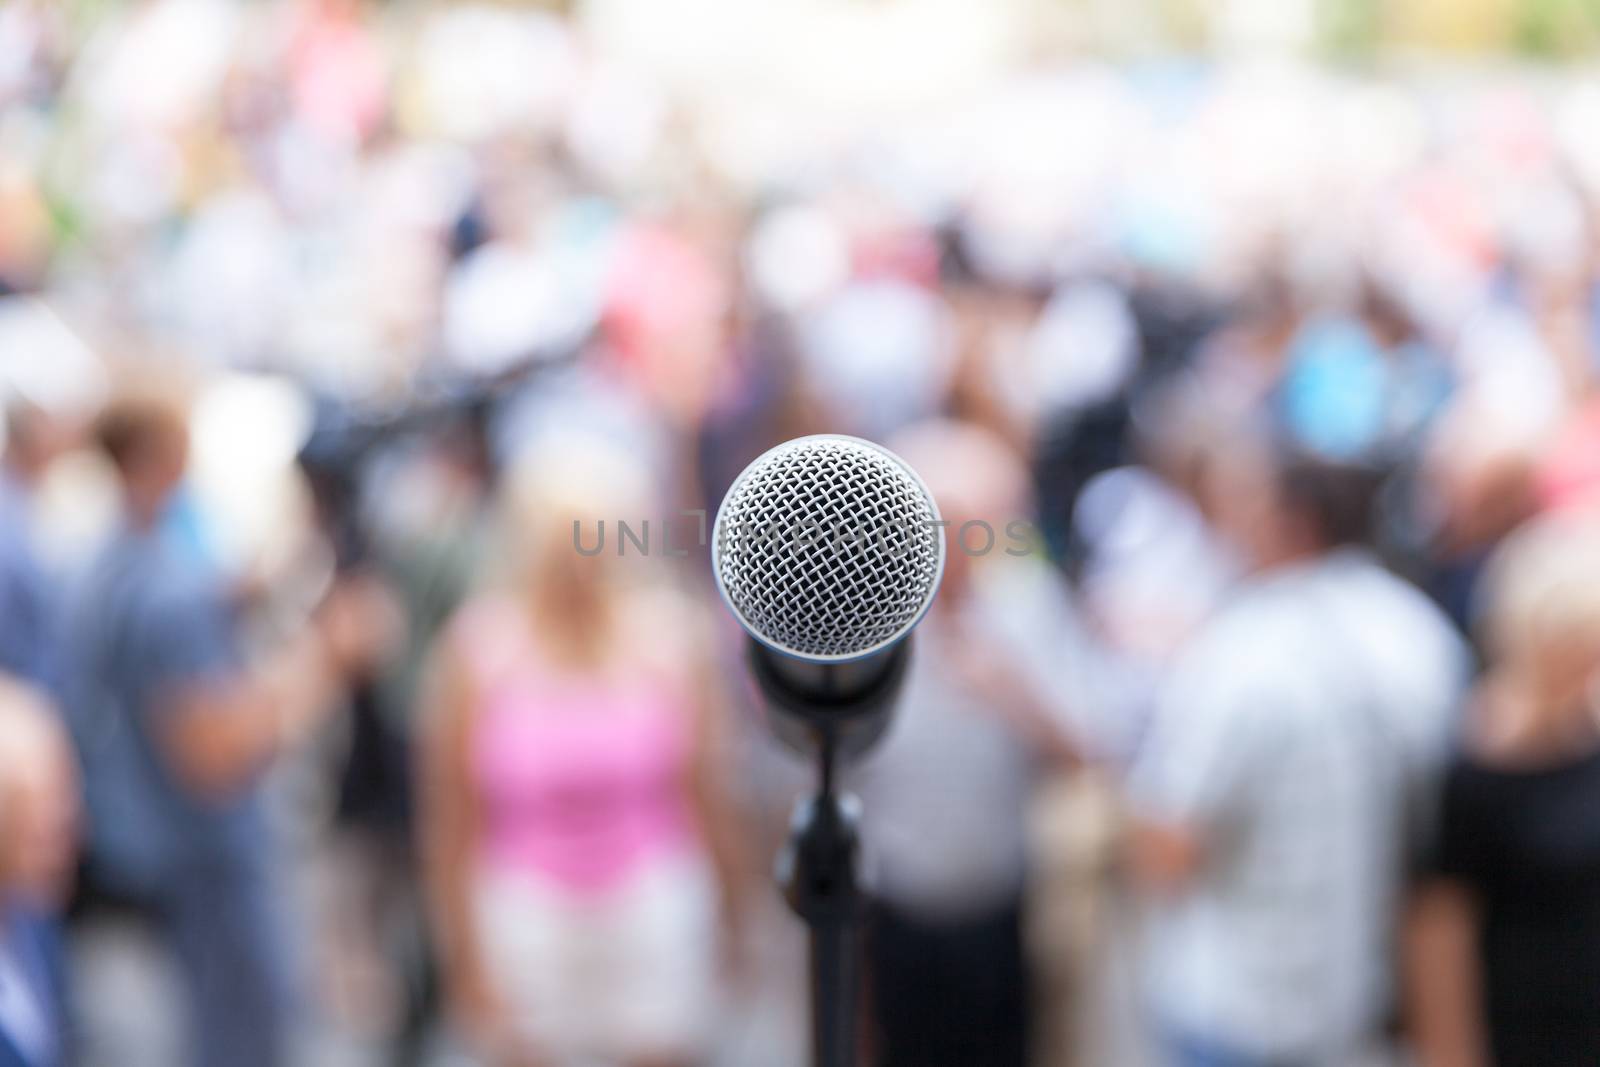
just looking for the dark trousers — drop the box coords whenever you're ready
[866,895,1029,1067]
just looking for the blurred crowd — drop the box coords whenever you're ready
[5,1,1600,1066]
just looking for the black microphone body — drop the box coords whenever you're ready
[747,637,909,761]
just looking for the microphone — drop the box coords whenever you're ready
[713,434,946,761]
[714,435,945,1067]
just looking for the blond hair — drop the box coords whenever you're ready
[498,436,659,581]
[1478,506,1600,669]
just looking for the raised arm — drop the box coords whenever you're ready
[156,576,392,798]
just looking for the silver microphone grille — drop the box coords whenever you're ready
[713,435,945,661]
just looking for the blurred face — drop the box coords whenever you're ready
[1197,442,1291,571]
[934,495,981,598]
[894,426,1033,608]
[524,507,618,610]
[126,422,190,507]
[149,424,190,495]
[3,408,78,478]
[504,455,655,637]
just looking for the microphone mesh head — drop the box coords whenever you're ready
[714,435,944,661]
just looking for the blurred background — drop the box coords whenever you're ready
[4,0,1600,1065]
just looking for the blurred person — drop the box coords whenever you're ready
[1275,290,1451,468]
[1352,280,1454,446]
[693,316,829,511]
[604,211,737,434]
[283,0,388,145]
[1067,462,1238,761]
[0,399,72,690]
[1533,393,1600,511]
[1406,508,1600,1067]
[420,445,748,1067]
[1262,284,1458,591]
[63,386,384,1067]
[857,419,1086,1067]
[1189,269,1300,413]
[313,408,495,1060]
[1416,396,1545,638]
[1028,275,1217,576]
[0,675,79,1067]
[1126,428,1468,1067]
[795,277,955,442]
[0,170,52,296]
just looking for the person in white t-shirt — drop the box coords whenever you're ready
[855,419,1087,1067]
[1126,432,1468,1066]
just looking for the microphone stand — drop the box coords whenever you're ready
[750,638,910,1067]
[779,732,861,1067]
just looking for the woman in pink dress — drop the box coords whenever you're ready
[420,452,747,1067]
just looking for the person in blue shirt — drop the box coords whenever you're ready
[0,675,79,1067]
[64,389,382,1067]
[0,400,72,692]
